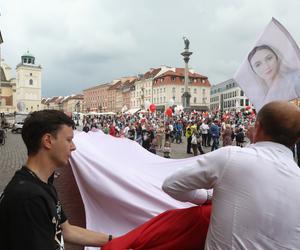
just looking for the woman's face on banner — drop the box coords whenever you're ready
[250,49,279,82]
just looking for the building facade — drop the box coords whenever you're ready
[83,83,112,112]
[0,60,16,113]
[210,79,251,112]
[15,52,42,112]
[152,68,211,111]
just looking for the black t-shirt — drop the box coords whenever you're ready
[0,167,67,250]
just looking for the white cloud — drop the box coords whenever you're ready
[1,0,300,96]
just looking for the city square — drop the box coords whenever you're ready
[1,1,300,250]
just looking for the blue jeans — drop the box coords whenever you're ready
[211,136,219,151]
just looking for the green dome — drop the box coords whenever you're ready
[21,51,35,64]
[22,51,35,58]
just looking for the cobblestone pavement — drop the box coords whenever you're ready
[0,130,27,192]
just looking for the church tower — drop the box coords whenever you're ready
[15,51,42,112]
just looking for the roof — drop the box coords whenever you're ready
[22,51,35,58]
[155,68,207,79]
[83,82,112,92]
[108,80,123,90]
[143,68,161,79]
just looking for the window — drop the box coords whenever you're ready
[194,88,197,94]
[163,96,166,102]
[171,76,176,81]
[160,97,162,103]
[181,88,184,93]
[160,88,162,93]
[30,73,32,76]
[194,97,197,103]
[29,79,33,85]
[153,89,156,94]
[164,88,166,93]
[240,90,244,96]
[172,87,176,93]
[245,99,249,106]
[240,99,244,106]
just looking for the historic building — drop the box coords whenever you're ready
[0,60,16,113]
[15,52,42,112]
[210,79,251,112]
[152,67,211,111]
[83,83,112,112]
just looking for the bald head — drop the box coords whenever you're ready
[256,101,300,147]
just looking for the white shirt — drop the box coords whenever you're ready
[200,123,209,134]
[162,142,300,250]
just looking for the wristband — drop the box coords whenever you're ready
[108,234,113,241]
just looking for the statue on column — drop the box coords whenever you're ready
[183,36,190,50]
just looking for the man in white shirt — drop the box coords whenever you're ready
[200,121,209,147]
[162,101,300,250]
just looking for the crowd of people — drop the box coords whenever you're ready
[79,107,258,159]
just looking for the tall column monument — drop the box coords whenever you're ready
[181,36,192,110]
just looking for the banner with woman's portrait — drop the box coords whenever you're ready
[234,18,300,111]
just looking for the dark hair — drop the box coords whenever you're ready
[248,45,279,71]
[256,102,300,147]
[22,110,75,155]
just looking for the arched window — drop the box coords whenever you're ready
[29,79,33,85]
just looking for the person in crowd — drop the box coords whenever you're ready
[156,124,164,148]
[109,122,116,137]
[83,123,90,133]
[164,123,171,142]
[209,120,220,151]
[235,127,245,147]
[200,120,209,147]
[191,130,199,156]
[196,131,205,155]
[162,101,300,249]
[207,121,212,147]
[149,138,157,155]
[135,123,143,145]
[127,124,136,141]
[0,110,114,250]
[222,124,233,147]
[185,122,193,154]
[141,124,154,151]
[163,139,171,158]
[175,120,183,144]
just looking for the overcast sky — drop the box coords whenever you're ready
[1,0,300,97]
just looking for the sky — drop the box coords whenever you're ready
[1,0,300,97]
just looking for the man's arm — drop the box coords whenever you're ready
[162,147,231,204]
[61,220,111,247]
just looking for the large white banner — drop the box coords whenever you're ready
[69,131,207,250]
[234,18,300,111]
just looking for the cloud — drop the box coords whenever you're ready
[1,0,300,97]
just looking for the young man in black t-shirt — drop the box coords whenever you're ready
[0,110,113,250]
